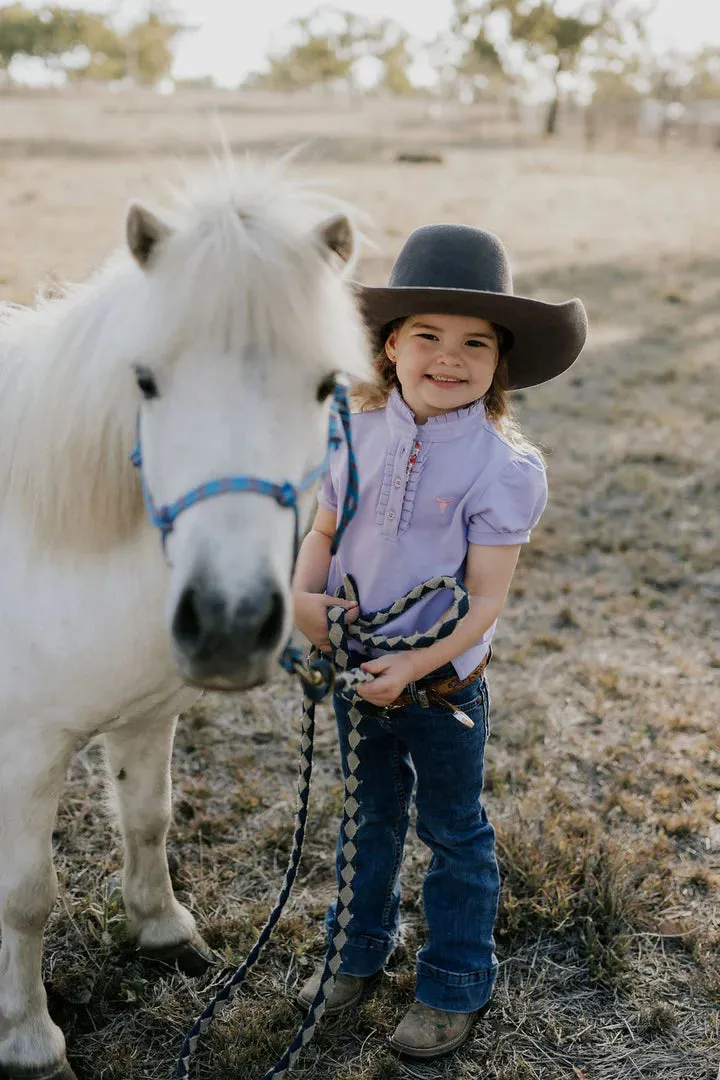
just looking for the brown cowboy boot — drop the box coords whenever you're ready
[389,1000,489,1059]
[297,964,372,1015]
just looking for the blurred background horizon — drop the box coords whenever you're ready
[2,0,720,141]
[4,0,720,92]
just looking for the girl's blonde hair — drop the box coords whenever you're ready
[351,317,542,457]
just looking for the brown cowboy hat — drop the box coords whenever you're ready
[353,224,588,390]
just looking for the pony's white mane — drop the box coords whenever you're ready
[0,156,368,554]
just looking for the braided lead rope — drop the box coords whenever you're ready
[175,573,469,1080]
[332,575,469,654]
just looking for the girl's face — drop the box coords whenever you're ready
[385,313,500,423]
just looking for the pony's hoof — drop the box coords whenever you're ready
[141,933,215,976]
[0,1059,78,1080]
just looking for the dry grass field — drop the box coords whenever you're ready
[1,89,718,1080]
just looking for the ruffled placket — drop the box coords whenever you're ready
[376,390,486,540]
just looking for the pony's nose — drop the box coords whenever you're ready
[172,574,285,675]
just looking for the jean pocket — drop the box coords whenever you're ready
[428,678,489,733]
[443,677,485,712]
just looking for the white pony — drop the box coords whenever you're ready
[0,156,372,1080]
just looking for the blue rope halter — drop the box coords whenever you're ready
[130,377,358,673]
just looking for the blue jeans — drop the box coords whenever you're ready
[324,664,499,1013]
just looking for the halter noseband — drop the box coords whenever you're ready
[130,377,358,672]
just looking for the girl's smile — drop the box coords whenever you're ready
[425,373,467,385]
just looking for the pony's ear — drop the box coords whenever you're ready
[126,202,173,267]
[314,213,354,266]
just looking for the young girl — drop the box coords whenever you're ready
[292,223,587,1060]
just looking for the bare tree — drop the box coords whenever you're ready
[454,0,653,134]
[0,3,83,85]
[246,6,416,96]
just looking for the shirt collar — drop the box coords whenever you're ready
[385,387,486,442]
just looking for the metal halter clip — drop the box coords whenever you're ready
[299,657,335,703]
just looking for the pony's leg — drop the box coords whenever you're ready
[104,715,213,976]
[0,733,77,1080]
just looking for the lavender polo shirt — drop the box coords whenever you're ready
[319,389,548,679]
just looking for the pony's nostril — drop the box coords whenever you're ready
[172,577,285,672]
[256,587,285,650]
[173,585,202,649]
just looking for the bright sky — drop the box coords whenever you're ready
[7,0,720,87]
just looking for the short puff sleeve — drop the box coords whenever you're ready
[468,455,547,545]
[317,465,338,513]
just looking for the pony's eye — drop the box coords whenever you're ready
[316,373,337,403]
[133,365,158,400]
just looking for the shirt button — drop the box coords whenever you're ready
[387,510,396,521]
[393,477,402,488]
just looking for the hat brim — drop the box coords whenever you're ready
[352,285,588,390]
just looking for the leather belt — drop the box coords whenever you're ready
[389,651,490,710]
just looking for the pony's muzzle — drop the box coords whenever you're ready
[171,571,286,689]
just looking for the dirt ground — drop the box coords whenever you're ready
[1,90,718,1080]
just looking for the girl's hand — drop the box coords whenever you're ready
[357,653,420,707]
[293,591,358,652]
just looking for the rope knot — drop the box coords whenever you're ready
[276,482,297,508]
[155,508,174,534]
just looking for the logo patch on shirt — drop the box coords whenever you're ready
[435,497,455,515]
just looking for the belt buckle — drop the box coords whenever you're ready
[408,682,431,709]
